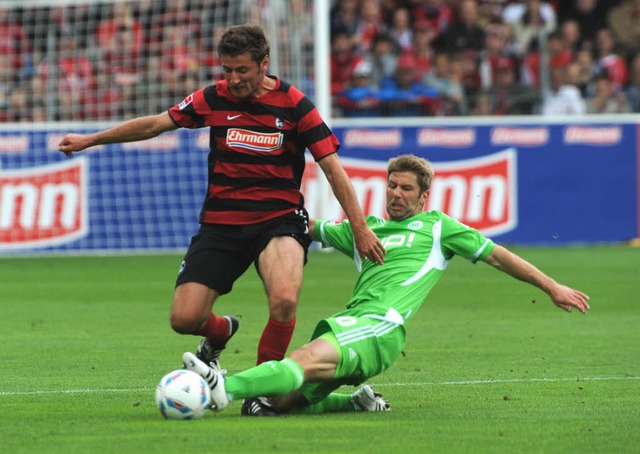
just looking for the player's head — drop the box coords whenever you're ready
[218,24,270,64]
[386,154,434,220]
[218,24,271,99]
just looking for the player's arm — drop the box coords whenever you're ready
[483,245,590,314]
[58,112,177,156]
[317,154,385,264]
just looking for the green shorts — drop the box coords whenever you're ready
[299,311,406,404]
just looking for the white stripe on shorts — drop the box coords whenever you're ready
[335,320,398,346]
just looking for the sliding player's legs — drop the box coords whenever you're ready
[274,315,405,413]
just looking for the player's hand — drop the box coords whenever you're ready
[353,226,386,265]
[58,134,91,156]
[549,284,590,314]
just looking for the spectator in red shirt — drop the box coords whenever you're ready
[355,0,384,53]
[521,31,573,88]
[101,22,144,92]
[625,51,640,112]
[330,29,364,96]
[593,26,629,93]
[478,23,515,89]
[158,23,201,77]
[410,20,437,81]
[57,34,96,119]
[0,6,30,74]
[559,18,582,54]
[412,0,455,43]
[95,2,144,56]
[140,0,201,58]
[488,56,541,114]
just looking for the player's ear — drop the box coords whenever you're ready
[260,55,269,72]
[420,189,430,208]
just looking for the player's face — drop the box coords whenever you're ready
[221,52,269,99]
[386,171,428,221]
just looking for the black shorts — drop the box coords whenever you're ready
[175,210,312,295]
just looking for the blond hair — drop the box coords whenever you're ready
[387,154,434,193]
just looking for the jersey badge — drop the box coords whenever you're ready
[275,117,284,129]
[407,220,423,230]
[178,94,193,110]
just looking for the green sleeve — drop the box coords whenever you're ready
[439,213,496,263]
[313,219,356,257]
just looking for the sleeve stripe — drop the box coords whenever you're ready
[469,239,492,262]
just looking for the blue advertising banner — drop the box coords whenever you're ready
[329,118,639,246]
[0,118,637,254]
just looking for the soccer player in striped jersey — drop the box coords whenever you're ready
[182,154,590,415]
[58,24,385,412]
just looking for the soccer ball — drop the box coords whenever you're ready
[155,369,211,420]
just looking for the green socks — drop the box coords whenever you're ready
[225,358,304,401]
[293,392,358,414]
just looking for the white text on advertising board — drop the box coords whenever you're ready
[301,149,517,238]
[0,158,88,249]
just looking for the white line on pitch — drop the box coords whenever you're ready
[0,376,637,397]
[0,387,149,396]
[379,375,639,386]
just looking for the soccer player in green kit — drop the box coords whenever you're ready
[183,154,591,415]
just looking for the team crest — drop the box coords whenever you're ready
[407,221,423,230]
[275,117,284,129]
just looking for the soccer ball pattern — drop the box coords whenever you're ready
[155,369,211,420]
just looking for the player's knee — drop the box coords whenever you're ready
[269,294,298,321]
[169,310,202,334]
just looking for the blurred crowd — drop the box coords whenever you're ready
[2,0,640,122]
[331,0,640,117]
[0,0,243,122]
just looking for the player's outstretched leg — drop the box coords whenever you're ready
[182,352,229,411]
[196,315,240,368]
[351,385,391,411]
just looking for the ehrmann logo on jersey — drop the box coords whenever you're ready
[226,128,283,152]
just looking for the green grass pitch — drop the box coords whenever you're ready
[1,245,638,453]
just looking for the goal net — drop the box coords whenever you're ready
[1,0,316,122]
[0,0,322,254]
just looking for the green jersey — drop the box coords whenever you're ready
[314,211,496,326]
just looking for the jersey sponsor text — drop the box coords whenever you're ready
[226,128,283,152]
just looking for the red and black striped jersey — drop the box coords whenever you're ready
[168,76,339,225]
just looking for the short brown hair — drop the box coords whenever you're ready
[217,24,270,64]
[387,154,434,193]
